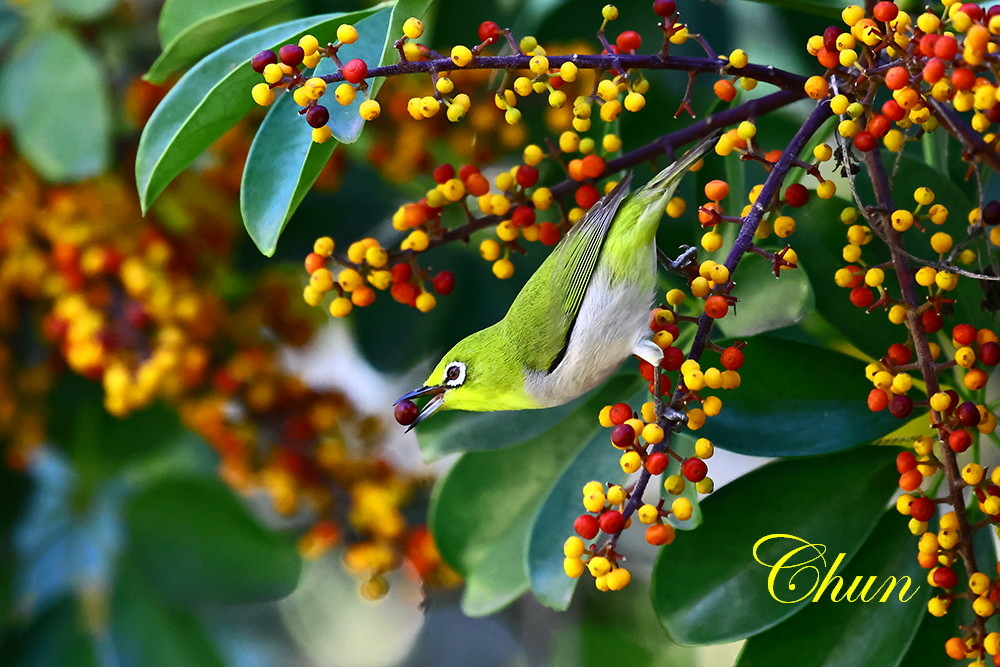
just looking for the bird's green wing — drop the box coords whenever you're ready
[543,173,634,371]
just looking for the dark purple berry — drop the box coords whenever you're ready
[394,399,419,425]
[279,44,305,67]
[306,105,330,128]
[251,49,277,73]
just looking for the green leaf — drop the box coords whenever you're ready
[652,447,897,645]
[240,8,390,256]
[526,382,649,610]
[111,558,224,667]
[699,336,899,457]
[428,375,641,616]
[716,252,815,338]
[125,476,301,605]
[146,0,295,84]
[417,373,640,459]
[2,31,110,182]
[136,9,379,213]
[736,511,929,666]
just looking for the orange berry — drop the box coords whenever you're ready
[704,180,730,201]
[713,79,736,102]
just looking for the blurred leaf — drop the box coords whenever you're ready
[429,375,640,616]
[2,31,110,182]
[699,336,898,457]
[51,0,117,20]
[136,10,379,213]
[2,597,97,667]
[716,252,815,338]
[111,558,224,667]
[736,511,928,666]
[147,0,295,83]
[46,376,182,479]
[526,382,648,610]
[742,0,844,19]
[417,373,640,459]
[125,476,300,605]
[652,447,897,645]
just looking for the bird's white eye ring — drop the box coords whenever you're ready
[444,361,466,387]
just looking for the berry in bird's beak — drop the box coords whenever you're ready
[393,385,447,431]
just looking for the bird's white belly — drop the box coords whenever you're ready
[525,263,653,407]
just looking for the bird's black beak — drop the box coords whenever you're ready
[394,385,447,432]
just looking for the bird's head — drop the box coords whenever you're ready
[394,334,489,431]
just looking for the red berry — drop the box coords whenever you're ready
[391,262,412,284]
[305,105,330,128]
[478,20,502,44]
[866,114,891,139]
[704,295,729,319]
[653,0,676,17]
[304,252,326,273]
[873,1,899,22]
[538,222,560,246]
[823,26,841,52]
[922,58,945,84]
[934,35,958,60]
[952,67,975,90]
[599,510,625,534]
[616,31,642,53]
[980,341,1000,366]
[886,343,911,366]
[432,271,455,295]
[638,359,654,381]
[888,395,913,419]
[956,402,982,427]
[881,99,905,121]
[611,423,636,447]
[251,49,278,73]
[840,265,864,289]
[850,286,875,309]
[933,565,958,589]
[948,429,972,453]
[921,308,943,333]
[952,323,977,345]
[896,451,917,473]
[342,58,368,84]
[575,514,600,539]
[883,66,909,90]
[433,163,455,183]
[910,496,935,522]
[867,388,889,412]
[662,347,684,371]
[784,183,809,207]
[394,399,419,425]
[609,403,632,425]
[279,44,305,67]
[681,457,708,482]
[511,206,536,228]
[960,3,983,21]
[516,164,539,188]
[458,164,480,181]
[853,131,876,153]
[645,452,669,475]
[580,154,605,179]
[575,184,600,209]
[721,346,744,370]
[390,282,419,306]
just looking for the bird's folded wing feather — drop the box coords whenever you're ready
[538,173,634,373]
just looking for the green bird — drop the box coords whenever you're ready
[396,135,716,430]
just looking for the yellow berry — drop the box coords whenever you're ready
[359,99,381,120]
[335,83,356,106]
[336,24,358,45]
[564,557,585,578]
[492,258,514,279]
[329,297,352,317]
[451,45,473,67]
[602,4,619,20]
[606,567,631,591]
[671,497,693,521]
[263,63,283,84]
[311,126,333,143]
[402,17,423,40]
[251,82,275,106]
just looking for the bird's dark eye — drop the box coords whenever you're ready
[444,361,466,386]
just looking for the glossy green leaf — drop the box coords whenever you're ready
[429,375,640,616]
[111,558,224,667]
[526,383,648,610]
[146,0,295,83]
[699,336,898,457]
[417,374,641,459]
[136,10,379,213]
[652,447,897,645]
[716,252,815,338]
[240,8,388,256]
[125,476,300,605]
[736,511,929,666]
[2,31,110,182]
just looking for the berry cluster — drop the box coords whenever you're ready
[250,25,382,142]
